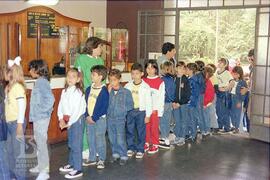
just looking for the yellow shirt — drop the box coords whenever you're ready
[87,86,102,116]
[5,83,26,122]
[210,75,218,85]
[131,83,140,109]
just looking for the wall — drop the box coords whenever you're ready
[0,0,107,27]
[107,0,163,62]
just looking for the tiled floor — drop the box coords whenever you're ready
[27,134,270,180]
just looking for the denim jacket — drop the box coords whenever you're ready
[29,77,55,122]
[231,79,247,103]
[107,86,134,122]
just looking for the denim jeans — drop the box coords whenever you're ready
[6,121,26,180]
[87,116,107,161]
[126,109,146,153]
[230,95,242,129]
[197,94,205,132]
[68,115,84,171]
[33,118,50,172]
[107,120,128,160]
[173,104,189,139]
[160,103,172,139]
[202,107,211,133]
[216,96,230,131]
[0,141,10,180]
[187,107,199,139]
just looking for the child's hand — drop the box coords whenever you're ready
[87,116,95,124]
[145,117,150,124]
[240,87,248,95]
[172,103,180,109]
[236,103,242,108]
[59,119,66,130]
[16,123,24,138]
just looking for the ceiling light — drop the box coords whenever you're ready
[26,0,59,6]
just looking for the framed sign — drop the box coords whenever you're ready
[27,11,59,38]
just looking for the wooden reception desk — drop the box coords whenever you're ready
[25,73,131,144]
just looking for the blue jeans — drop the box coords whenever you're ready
[187,106,199,139]
[0,141,10,180]
[197,95,205,132]
[216,96,230,131]
[6,121,26,180]
[160,103,172,139]
[230,95,242,129]
[202,107,211,133]
[126,109,146,153]
[68,115,84,171]
[173,104,189,139]
[87,116,107,161]
[107,120,128,160]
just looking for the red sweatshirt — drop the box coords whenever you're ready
[204,79,215,107]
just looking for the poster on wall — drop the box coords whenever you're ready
[27,11,59,38]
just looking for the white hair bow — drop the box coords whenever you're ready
[8,56,22,68]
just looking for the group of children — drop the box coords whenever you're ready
[0,38,248,180]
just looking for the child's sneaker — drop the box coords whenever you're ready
[96,160,105,169]
[144,143,149,152]
[59,164,73,172]
[29,166,39,173]
[82,160,97,166]
[148,145,159,154]
[119,159,127,166]
[64,170,83,179]
[233,128,240,134]
[135,152,144,159]
[127,150,135,157]
[159,138,165,144]
[159,139,170,149]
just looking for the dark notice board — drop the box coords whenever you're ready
[27,11,59,38]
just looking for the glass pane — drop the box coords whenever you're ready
[266,67,270,95]
[244,0,260,5]
[254,66,266,94]
[164,16,176,35]
[191,0,208,7]
[224,0,243,6]
[251,95,265,115]
[147,15,163,34]
[251,115,264,124]
[257,37,268,65]
[258,13,270,36]
[146,35,163,54]
[164,36,175,44]
[209,0,223,6]
[260,8,270,12]
[140,15,146,34]
[139,35,146,59]
[178,0,190,7]
[164,0,177,8]
[261,0,270,5]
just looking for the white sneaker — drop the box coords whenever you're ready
[29,166,39,173]
[96,160,105,169]
[135,152,144,159]
[59,164,74,172]
[127,150,134,157]
[64,170,83,179]
[36,172,49,180]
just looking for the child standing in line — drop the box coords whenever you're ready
[186,63,201,142]
[230,66,247,133]
[143,60,165,154]
[28,59,55,180]
[125,63,152,159]
[159,61,175,149]
[5,58,26,180]
[74,37,108,158]
[172,61,191,145]
[206,63,219,133]
[83,65,109,169]
[107,69,133,165]
[202,66,215,137]
[216,58,234,133]
[0,66,10,180]
[58,68,86,179]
